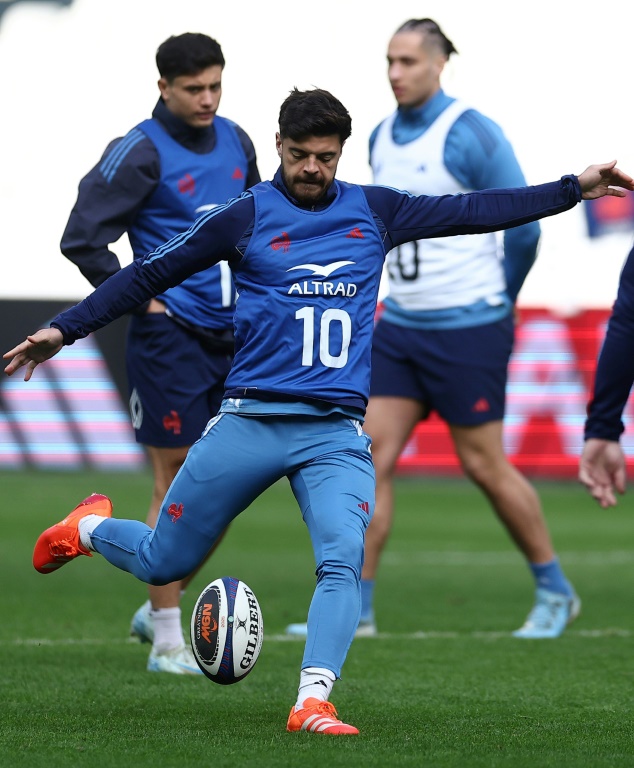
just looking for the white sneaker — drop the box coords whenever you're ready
[285,617,377,638]
[513,589,581,639]
[354,618,378,637]
[129,602,154,644]
[147,644,203,675]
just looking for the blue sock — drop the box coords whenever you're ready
[529,558,573,597]
[360,579,375,622]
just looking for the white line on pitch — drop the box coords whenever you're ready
[13,628,633,647]
[269,629,633,640]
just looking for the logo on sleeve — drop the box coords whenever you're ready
[195,203,220,215]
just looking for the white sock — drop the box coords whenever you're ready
[151,607,184,653]
[296,667,336,708]
[78,514,108,552]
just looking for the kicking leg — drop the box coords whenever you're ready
[361,396,424,628]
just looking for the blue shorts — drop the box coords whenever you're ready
[370,316,514,426]
[126,313,233,447]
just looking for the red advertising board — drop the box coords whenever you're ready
[1,301,630,477]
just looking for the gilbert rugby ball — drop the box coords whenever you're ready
[190,576,264,684]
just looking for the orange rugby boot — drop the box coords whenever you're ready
[286,697,359,735]
[33,493,112,574]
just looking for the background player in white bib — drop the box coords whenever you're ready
[355,18,579,639]
[7,86,632,734]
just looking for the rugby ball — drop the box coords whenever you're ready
[190,576,264,685]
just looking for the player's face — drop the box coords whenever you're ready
[277,134,343,205]
[387,32,446,109]
[158,65,223,128]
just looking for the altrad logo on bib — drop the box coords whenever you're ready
[286,261,357,297]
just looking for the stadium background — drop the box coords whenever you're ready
[1,0,633,476]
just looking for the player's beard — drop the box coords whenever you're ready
[283,171,328,206]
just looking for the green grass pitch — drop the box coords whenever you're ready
[1,469,633,768]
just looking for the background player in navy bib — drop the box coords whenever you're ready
[8,88,632,735]
[60,33,260,674]
[344,18,579,640]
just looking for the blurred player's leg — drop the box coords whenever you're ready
[358,396,423,634]
[130,445,201,673]
[449,420,580,638]
[126,315,232,672]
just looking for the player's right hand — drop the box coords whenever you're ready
[3,328,64,381]
[578,438,627,508]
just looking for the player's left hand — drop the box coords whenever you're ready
[577,161,634,200]
[3,328,64,381]
[578,437,627,508]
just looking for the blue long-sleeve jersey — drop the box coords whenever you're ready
[369,90,540,301]
[585,244,634,441]
[60,98,261,289]
[50,169,581,413]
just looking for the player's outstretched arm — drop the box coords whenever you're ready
[577,161,634,200]
[3,328,64,381]
[578,438,627,508]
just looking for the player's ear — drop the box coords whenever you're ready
[276,133,283,158]
[434,53,448,78]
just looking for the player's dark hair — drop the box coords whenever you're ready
[156,33,225,81]
[395,18,458,58]
[278,88,352,144]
